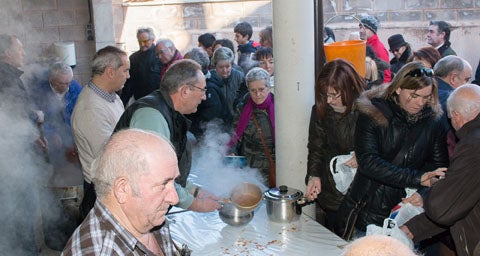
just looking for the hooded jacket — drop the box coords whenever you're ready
[335,85,449,233]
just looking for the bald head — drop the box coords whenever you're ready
[93,129,178,198]
[343,235,417,256]
[447,84,480,130]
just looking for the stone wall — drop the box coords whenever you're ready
[323,0,480,72]
[118,0,272,56]
[3,0,480,85]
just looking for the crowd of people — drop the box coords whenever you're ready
[311,16,480,256]
[1,13,480,256]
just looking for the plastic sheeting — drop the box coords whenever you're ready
[168,203,348,255]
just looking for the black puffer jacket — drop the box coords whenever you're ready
[306,105,359,211]
[335,85,449,234]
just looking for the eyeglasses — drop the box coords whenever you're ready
[324,93,342,100]
[390,48,400,53]
[249,87,268,94]
[190,84,207,94]
[404,68,434,78]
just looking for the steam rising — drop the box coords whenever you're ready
[0,90,48,254]
[189,122,267,198]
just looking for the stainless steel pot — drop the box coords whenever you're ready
[264,185,309,223]
[219,202,254,226]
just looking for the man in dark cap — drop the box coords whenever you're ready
[427,20,457,57]
[359,15,391,83]
[387,34,412,78]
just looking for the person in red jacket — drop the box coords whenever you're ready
[359,15,392,83]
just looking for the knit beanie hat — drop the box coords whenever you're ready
[360,15,380,34]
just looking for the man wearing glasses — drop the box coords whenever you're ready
[114,59,222,213]
[120,27,162,106]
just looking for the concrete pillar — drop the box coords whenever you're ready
[92,0,116,50]
[273,0,316,216]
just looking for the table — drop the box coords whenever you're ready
[168,203,348,255]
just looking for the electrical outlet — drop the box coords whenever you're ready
[86,23,94,41]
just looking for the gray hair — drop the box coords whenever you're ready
[246,67,271,88]
[91,46,127,76]
[434,55,466,78]
[447,84,480,122]
[156,38,175,49]
[136,27,155,40]
[0,34,15,59]
[160,59,202,94]
[184,47,209,75]
[211,47,234,67]
[49,62,73,80]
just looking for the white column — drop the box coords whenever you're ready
[273,0,316,216]
[92,0,116,50]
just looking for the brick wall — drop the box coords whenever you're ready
[1,0,95,85]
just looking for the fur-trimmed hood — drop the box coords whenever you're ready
[356,84,443,127]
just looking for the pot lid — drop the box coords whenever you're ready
[265,185,303,200]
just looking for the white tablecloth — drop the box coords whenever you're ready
[168,202,347,255]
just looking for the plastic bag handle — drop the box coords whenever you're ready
[330,156,340,175]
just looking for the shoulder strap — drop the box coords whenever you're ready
[252,114,276,188]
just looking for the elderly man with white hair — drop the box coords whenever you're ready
[62,129,183,256]
[401,84,480,256]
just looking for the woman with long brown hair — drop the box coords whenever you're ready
[305,59,366,231]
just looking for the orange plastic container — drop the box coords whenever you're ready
[324,40,366,77]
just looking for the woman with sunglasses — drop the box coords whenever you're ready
[388,34,412,78]
[335,62,449,240]
[304,59,366,232]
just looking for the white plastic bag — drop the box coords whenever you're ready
[366,218,414,249]
[330,152,357,194]
[394,203,424,227]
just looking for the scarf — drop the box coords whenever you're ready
[228,93,275,147]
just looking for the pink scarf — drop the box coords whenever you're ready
[228,93,275,147]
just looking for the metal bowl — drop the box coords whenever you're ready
[219,203,254,226]
[230,182,263,212]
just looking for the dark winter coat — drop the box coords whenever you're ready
[186,78,233,138]
[233,94,274,185]
[389,46,411,78]
[405,113,480,256]
[121,45,162,105]
[438,41,457,57]
[306,105,359,211]
[335,85,449,234]
[207,69,246,125]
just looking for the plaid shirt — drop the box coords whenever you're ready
[88,81,118,103]
[62,200,179,256]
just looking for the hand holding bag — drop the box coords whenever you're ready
[330,152,357,195]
